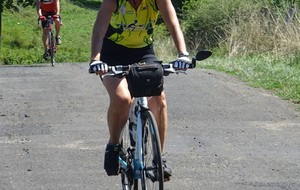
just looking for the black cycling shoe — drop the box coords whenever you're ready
[162,157,172,181]
[56,36,62,45]
[104,144,121,176]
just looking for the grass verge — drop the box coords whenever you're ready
[201,55,300,108]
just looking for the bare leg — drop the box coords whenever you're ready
[148,91,168,152]
[42,28,49,52]
[54,20,62,38]
[102,76,132,144]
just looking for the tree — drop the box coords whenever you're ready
[0,0,35,41]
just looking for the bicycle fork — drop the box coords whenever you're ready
[119,97,148,180]
[133,107,144,179]
[133,97,148,179]
[119,109,144,179]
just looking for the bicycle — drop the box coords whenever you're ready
[39,15,57,67]
[89,50,212,190]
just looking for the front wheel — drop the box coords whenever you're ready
[120,125,133,190]
[140,109,164,190]
[48,31,55,66]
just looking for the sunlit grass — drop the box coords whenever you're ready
[200,55,300,105]
[0,0,98,64]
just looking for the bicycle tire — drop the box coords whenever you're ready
[120,124,134,190]
[48,31,55,66]
[140,109,164,190]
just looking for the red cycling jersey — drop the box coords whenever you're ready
[40,0,57,15]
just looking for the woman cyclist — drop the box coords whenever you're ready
[89,0,191,181]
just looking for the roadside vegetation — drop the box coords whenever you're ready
[0,0,299,106]
[180,0,300,106]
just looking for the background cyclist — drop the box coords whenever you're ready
[90,0,191,181]
[36,0,62,60]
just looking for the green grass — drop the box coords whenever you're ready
[68,0,101,10]
[200,55,300,105]
[0,0,99,64]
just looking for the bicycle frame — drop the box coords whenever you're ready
[46,16,56,66]
[135,97,148,179]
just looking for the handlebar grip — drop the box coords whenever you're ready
[89,61,103,74]
[88,62,123,74]
[39,16,46,21]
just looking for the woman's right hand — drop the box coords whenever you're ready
[89,60,109,75]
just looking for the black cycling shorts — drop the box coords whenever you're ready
[101,38,159,66]
[41,12,62,28]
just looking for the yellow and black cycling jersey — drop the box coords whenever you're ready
[105,0,159,48]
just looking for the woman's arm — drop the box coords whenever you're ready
[56,0,60,15]
[156,0,188,55]
[36,0,42,16]
[90,0,117,61]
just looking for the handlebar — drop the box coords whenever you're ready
[38,15,55,21]
[89,49,212,76]
[38,15,59,26]
[89,61,194,76]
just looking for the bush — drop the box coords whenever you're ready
[181,0,300,57]
[181,0,261,51]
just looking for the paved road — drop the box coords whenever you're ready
[0,63,300,190]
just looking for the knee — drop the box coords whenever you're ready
[159,93,167,108]
[152,92,167,109]
[111,95,131,112]
[55,20,62,27]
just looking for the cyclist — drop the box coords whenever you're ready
[36,0,62,60]
[90,0,191,181]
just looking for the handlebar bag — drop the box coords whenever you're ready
[127,62,164,97]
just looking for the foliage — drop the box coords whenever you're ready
[179,0,300,104]
[266,0,300,7]
[181,0,300,58]
[3,0,35,8]
[171,0,184,12]
[181,0,262,51]
[68,0,101,10]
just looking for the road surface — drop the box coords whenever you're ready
[0,63,299,190]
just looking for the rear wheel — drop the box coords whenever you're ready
[140,109,164,190]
